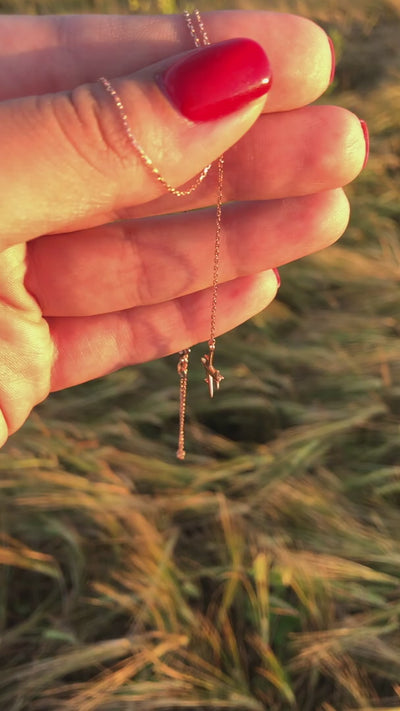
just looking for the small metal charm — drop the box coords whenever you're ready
[177,348,190,379]
[201,341,224,399]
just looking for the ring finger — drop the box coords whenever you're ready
[49,270,279,391]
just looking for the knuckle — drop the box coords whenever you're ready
[125,232,152,306]
[46,82,131,178]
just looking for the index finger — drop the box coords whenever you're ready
[0,11,333,110]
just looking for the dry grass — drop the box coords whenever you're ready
[1,0,400,708]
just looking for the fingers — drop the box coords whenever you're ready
[0,12,333,111]
[121,106,368,220]
[26,190,349,317]
[0,12,340,247]
[0,39,272,246]
[49,270,279,391]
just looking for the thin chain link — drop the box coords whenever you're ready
[209,154,224,346]
[98,77,212,197]
[193,8,210,44]
[184,12,224,345]
[179,9,225,454]
[176,9,211,460]
[99,9,224,459]
[183,8,209,46]
[176,349,190,460]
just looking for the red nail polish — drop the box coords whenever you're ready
[359,119,369,169]
[328,36,336,84]
[160,38,272,122]
[273,267,281,288]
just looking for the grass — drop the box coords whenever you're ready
[1,0,400,708]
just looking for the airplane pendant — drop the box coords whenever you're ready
[201,342,224,398]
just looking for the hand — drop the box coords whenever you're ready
[0,12,368,446]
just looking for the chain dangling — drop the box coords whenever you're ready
[176,9,225,460]
[184,11,225,401]
[98,10,225,460]
[176,349,190,460]
[200,153,224,399]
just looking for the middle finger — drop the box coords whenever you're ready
[26,189,349,317]
[116,104,366,221]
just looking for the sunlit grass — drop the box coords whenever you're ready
[1,0,400,708]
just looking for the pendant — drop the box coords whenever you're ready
[201,341,224,398]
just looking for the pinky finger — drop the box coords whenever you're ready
[49,270,279,392]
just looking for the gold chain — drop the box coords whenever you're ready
[176,10,225,460]
[98,10,224,460]
[184,9,223,349]
[183,8,210,46]
[176,348,190,460]
[210,154,224,347]
[98,77,212,197]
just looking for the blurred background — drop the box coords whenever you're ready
[1,0,400,709]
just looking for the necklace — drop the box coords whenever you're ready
[98,9,224,461]
[177,10,224,459]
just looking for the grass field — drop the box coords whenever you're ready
[1,0,400,709]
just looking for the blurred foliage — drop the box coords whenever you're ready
[1,0,400,709]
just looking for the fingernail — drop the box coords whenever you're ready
[160,38,272,122]
[359,119,370,169]
[328,36,336,84]
[273,267,281,288]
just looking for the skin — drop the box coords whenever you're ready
[0,12,367,446]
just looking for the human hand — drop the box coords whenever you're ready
[0,11,368,446]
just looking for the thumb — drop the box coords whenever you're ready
[0,38,272,246]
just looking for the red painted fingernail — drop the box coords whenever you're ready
[328,36,336,84]
[160,38,272,122]
[359,119,370,169]
[273,268,281,288]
